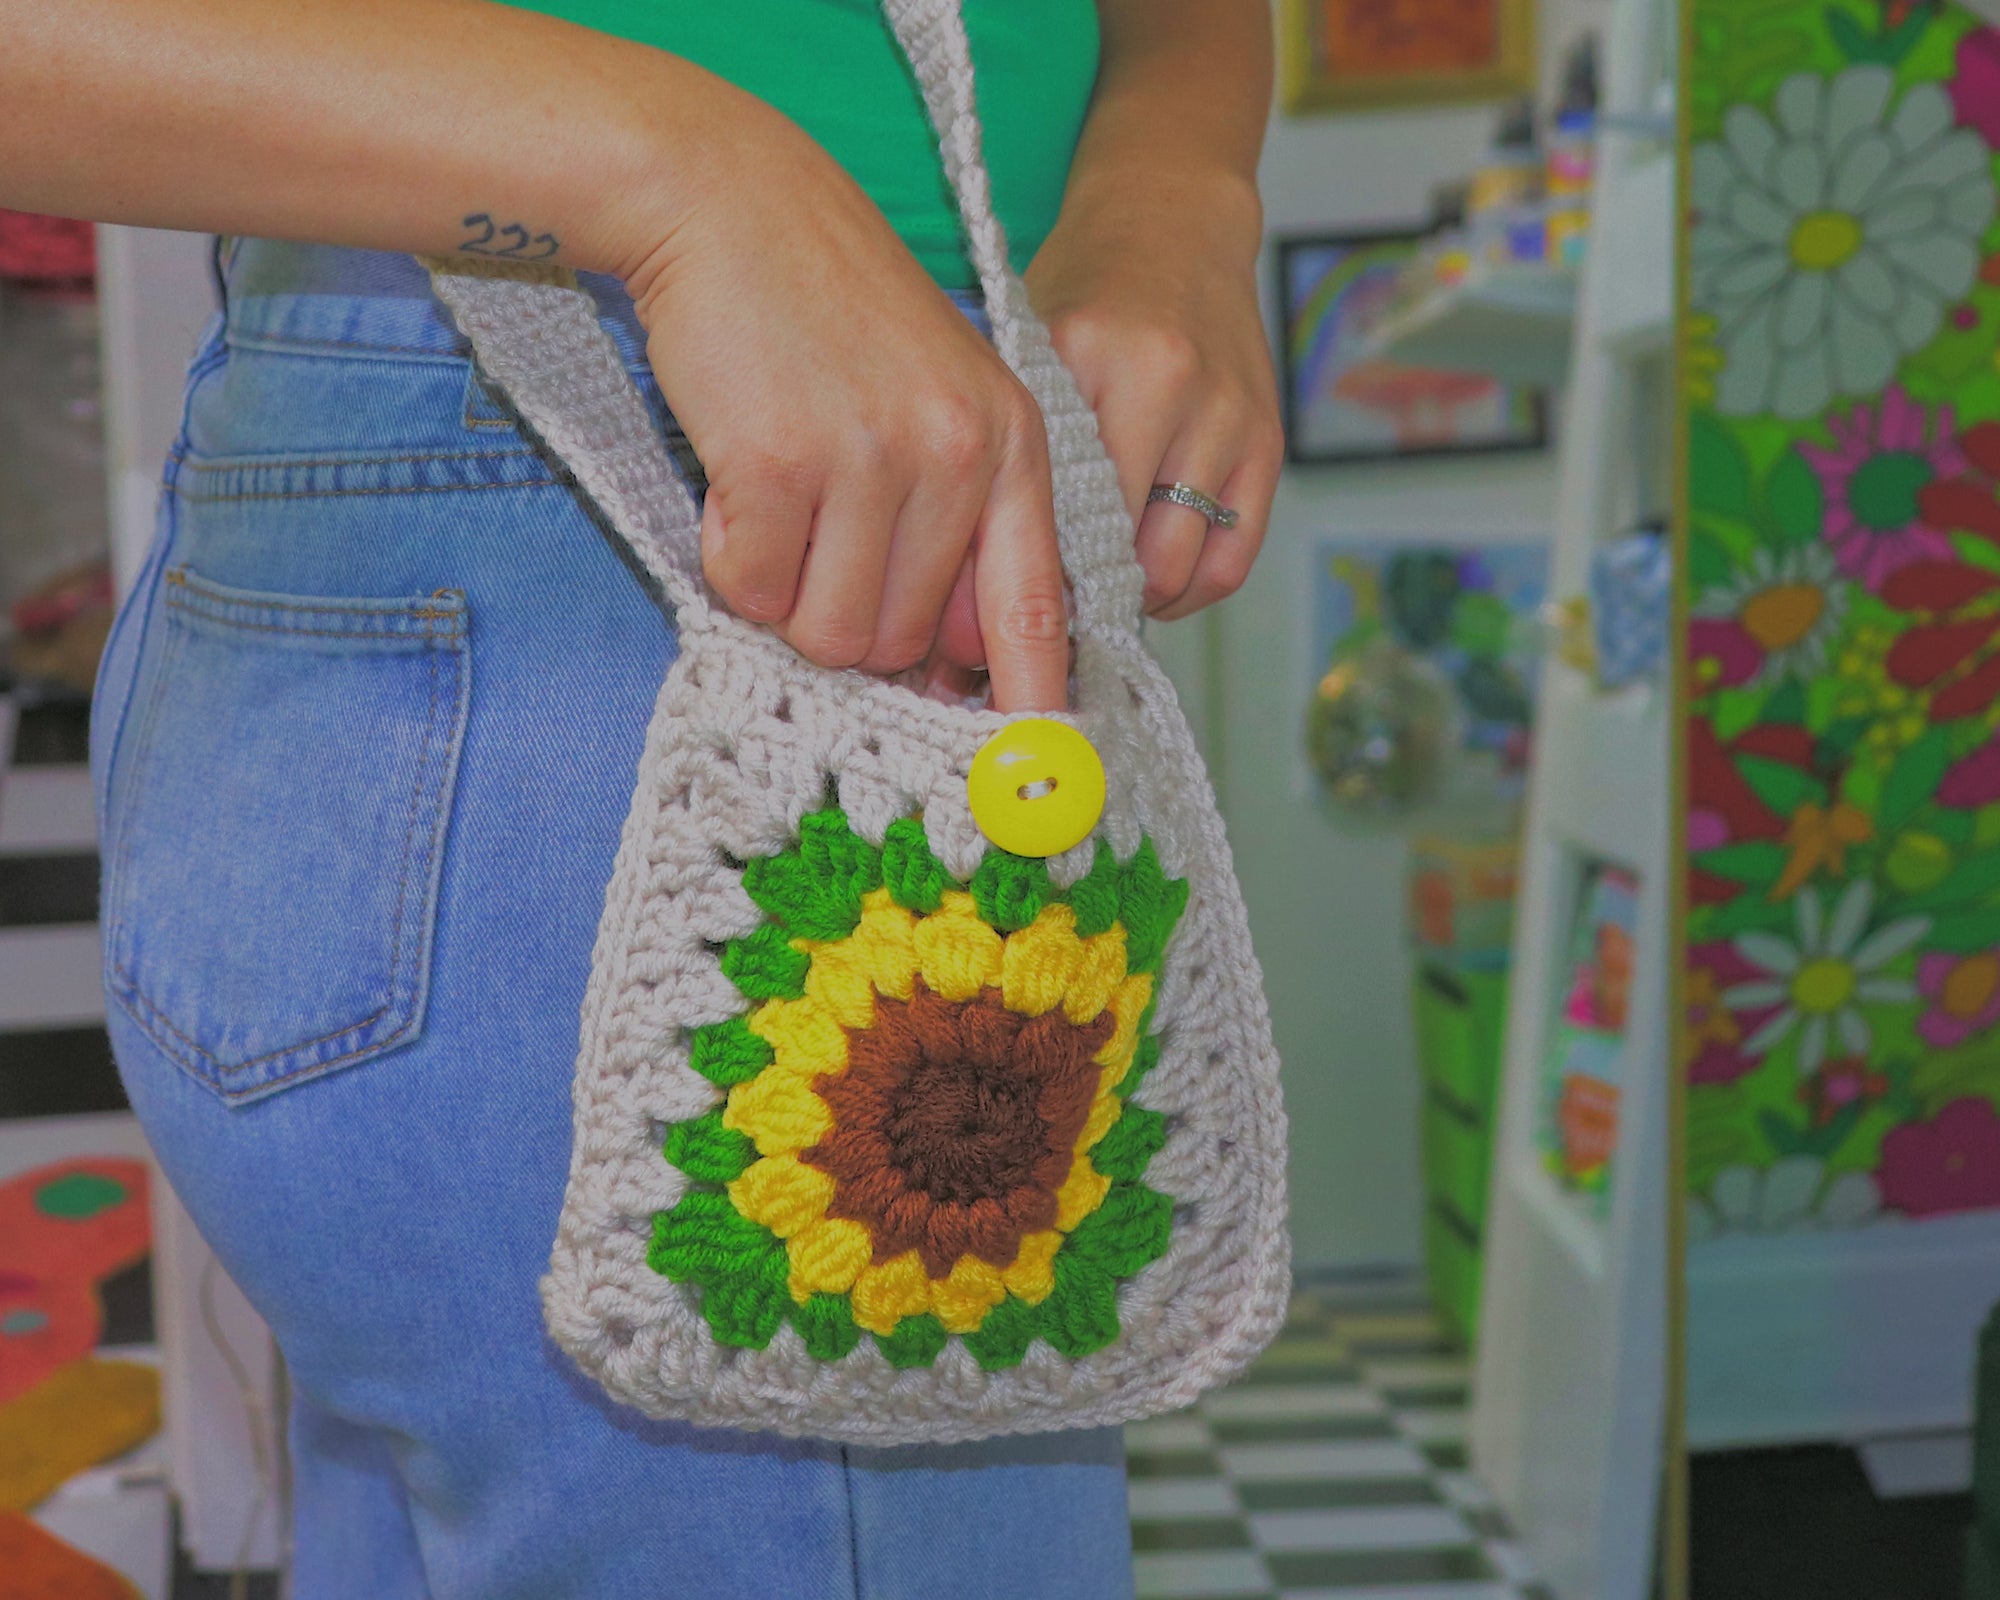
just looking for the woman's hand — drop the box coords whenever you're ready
[618,98,1070,711]
[1024,166,1283,622]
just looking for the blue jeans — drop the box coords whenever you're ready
[89,240,1135,1600]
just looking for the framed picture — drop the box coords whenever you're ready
[1278,0,1534,114]
[1276,230,1548,466]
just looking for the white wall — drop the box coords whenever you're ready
[1160,0,1609,1271]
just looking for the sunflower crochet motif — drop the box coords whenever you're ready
[647,807,1188,1373]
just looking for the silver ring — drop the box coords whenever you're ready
[1148,481,1240,530]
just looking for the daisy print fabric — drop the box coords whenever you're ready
[1686,0,2000,1237]
[646,807,1187,1370]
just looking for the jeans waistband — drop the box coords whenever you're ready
[216,239,987,369]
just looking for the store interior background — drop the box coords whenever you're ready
[8,0,2000,1596]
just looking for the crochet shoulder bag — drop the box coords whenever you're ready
[423,0,1289,1445]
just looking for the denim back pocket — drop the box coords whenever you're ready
[103,564,470,1103]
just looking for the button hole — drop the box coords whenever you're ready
[1017,777,1058,802]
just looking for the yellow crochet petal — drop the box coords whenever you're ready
[931,1255,1007,1334]
[801,946,876,1031]
[724,1069,834,1156]
[727,1153,834,1239]
[913,892,1004,1001]
[851,1250,933,1336]
[786,1217,874,1303]
[1000,903,1081,1018]
[849,888,918,1000]
[1077,1089,1122,1158]
[1001,1229,1062,1304]
[1065,925,1129,1025]
[1095,972,1154,1078]
[1054,1152,1113,1231]
[749,997,849,1079]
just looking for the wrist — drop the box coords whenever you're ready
[1052,157,1263,272]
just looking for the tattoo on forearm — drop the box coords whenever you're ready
[457,212,560,260]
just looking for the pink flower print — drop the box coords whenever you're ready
[1798,1056,1889,1127]
[1917,949,2000,1047]
[1689,618,1764,691]
[1876,1097,2000,1218]
[1954,30,2000,149]
[1799,388,1965,591]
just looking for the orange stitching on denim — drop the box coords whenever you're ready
[224,332,471,359]
[164,573,466,631]
[113,976,410,1080]
[162,604,466,640]
[108,609,465,1079]
[175,477,563,505]
[177,449,537,472]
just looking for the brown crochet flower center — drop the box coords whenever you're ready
[804,983,1113,1278]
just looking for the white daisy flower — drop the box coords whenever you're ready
[1691,66,1997,419]
[1724,879,1928,1072]
[1692,542,1848,685]
[1689,1156,1883,1240]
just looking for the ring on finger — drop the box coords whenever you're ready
[1147,481,1240,530]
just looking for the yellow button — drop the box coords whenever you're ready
[967,718,1106,858]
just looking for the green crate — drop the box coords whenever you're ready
[1424,1199,1485,1346]
[1412,961,1510,1352]
[1413,965,1508,1115]
[1423,1085,1492,1233]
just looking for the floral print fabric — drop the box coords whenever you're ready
[1687,0,2000,1236]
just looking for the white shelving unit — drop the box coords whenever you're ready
[1464,0,1676,1591]
[1357,146,1673,394]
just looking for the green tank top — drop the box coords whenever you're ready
[502,0,1100,290]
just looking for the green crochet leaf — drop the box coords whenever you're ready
[699,1247,791,1350]
[792,1293,862,1362]
[1039,1253,1121,1359]
[1116,1031,1162,1098]
[687,1017,774,1087]
[1064,1181,1173,1279]
[662,1109,755,1184]
[1117,840,1189,975]
[875,1312,949,1370]
[1064,843,1123,939]
[650,1193,790,1349]
[962,1295,1041,1372]
[1089,1105,1168,1183]
[647,1191,778,1285]
[880,817,949,915]
[971,850,1051,933]
[720,923,809,1000]
[741,807,882,941]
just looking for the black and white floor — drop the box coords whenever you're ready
[1125,1277,1551,1600]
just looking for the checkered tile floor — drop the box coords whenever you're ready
[1124,1276,1551,1600]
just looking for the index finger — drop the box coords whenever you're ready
[974,421,1069,713]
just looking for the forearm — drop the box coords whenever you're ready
[1070,0,1272,239]
[0,0,750,284]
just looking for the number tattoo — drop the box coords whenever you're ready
[457,213,560,261]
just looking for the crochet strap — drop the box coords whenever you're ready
[877,0,1147,632]
[424,0,1147,636]
[424,258,709,616]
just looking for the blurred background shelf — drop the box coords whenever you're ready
[1361,263,1580,389]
